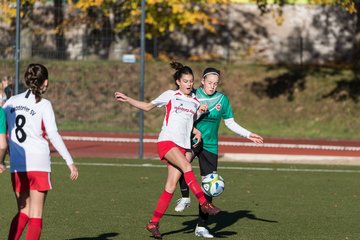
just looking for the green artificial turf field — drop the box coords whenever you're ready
[1,157,359,239]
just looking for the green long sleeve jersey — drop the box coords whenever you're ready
[195,88,233,155]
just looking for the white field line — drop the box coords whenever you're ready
[62,136,360,152]
[63,136,156,143]
[51,161,360,173]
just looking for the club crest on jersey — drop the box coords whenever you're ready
[216,103,221,111]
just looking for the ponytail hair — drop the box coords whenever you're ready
[170,61,194,89]
[24,63,48,103]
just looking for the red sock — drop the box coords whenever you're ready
[151,190,173,223]
[8,212,29,240]
[184,171,206,205]
[26,218,42,240]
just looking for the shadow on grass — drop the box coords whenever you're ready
[322,78,360,102]
[209,210,278,238]
[67,232,119,240]
[250,68,306,101]
[162,210,278,238]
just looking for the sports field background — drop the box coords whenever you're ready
[1,157,359,239]
[2,61,359,140]
[1,1,359,141]
[0,2,359,239]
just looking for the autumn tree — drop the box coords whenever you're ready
[0,0,70,59]
[1,0,230,59]
[65,0,230,58]
[0,0,38,59]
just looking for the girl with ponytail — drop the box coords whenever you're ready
[115,61,221,239]
[4,63,79,240]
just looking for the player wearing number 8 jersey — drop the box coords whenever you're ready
[3,63,79,240]
[5,91,71,172]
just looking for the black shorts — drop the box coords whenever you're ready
[193,144,218,177]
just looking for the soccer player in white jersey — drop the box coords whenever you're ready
[3,63,79,240]
[114,61,221,239]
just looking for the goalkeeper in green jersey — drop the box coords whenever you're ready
[175,67,263,238]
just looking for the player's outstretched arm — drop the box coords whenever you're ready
[68,164,78,181]
[114,91,155,111]
[224,118,264,144]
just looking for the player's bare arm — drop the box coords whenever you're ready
[0,160,6,173]
[114,91,155,111]
[0,134,7,173]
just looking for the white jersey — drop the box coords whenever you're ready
[151,90,200,149]
[3,90,73,173]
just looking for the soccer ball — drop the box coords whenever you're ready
[201,172,225,197]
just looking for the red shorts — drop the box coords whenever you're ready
[11,171,52,193]
[157,141,187,163]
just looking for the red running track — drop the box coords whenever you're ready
[51,131,360,159]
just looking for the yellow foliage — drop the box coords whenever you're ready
[131,2,138,9]
[337,1,357,14]
[146,15,155,25]
[172,3,185,14]
[0,0,36,23]
[145,33,153,39]
[310,0,334,4]
[130,9,141,16]
[304,0,357,13]
[189,52,222,61]
[132,48,154,61]
[147,0,162,4]
[246,46,257,56]
[158,52,171,62]
[272,9,284,26]
[169,23,175,32]
[159,26,166,33]
[0,0,231,39]
[0,3,16,23]
[73,0,104,9]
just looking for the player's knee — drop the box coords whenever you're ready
[164,184,176,194]
[183,162,192,172]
